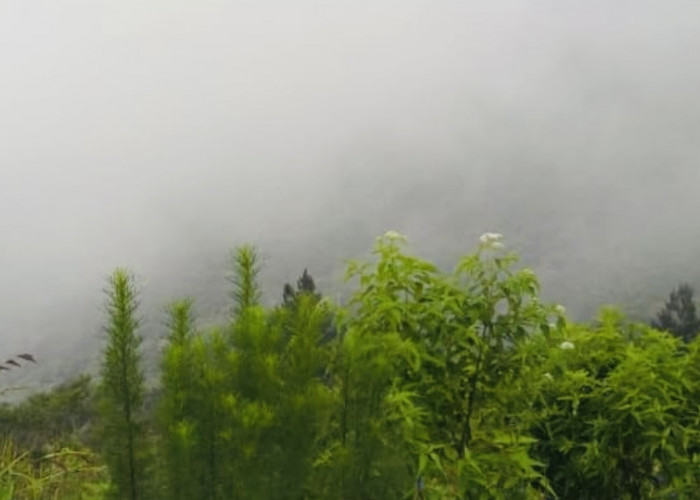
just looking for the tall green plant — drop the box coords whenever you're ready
[315,231,434,499]
[158,299,197,500]
[180,330,232,500]
[228,244,262,319]
[272,295,336,498]
[336,231,555,499]
[416,233,556,499]
[98,269,146,500]
[155,246,267,500]
[221,280,334,498]
[154,246,338,499]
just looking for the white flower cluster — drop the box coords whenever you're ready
[478,232,504,250]
[555,304,566,316]
[383,230,403,240]
[559,341,575,350]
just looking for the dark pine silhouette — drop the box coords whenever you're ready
[282,268,321,308]
[652,283,700,343]
[282,268,337,344]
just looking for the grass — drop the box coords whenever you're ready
[0,440,109,500]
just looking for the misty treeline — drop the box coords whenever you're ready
[3,232,700,499]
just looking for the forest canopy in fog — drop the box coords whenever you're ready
[3,1,700,497]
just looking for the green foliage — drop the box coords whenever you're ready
[155,253,335,499]
[0,375,95,450]
[282,268,337,349]
[0,440,108,500]
[337,231,555,499]
[527,310,700,499]
[157,299,197,500]
[14,231,700,499]
[223,300,335,499]
[154,231,700,498]
[228,244,262,318]
[98,269,147,500]
[165,299,195,346]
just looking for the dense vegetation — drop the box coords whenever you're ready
[2,231,700,499]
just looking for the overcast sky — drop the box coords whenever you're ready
[2,1,700,370]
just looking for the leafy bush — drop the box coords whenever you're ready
[17,230,700,499]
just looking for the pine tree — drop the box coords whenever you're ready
[166,299,195,346]
[267,294,335,498]
[282,268,321,308]
[228,244,262,319]
[98,269,146,500]
[158,299,197,500]
[282,268,337,344]
[652,283,700,342]
[224,261,334,498]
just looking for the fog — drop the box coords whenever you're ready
[2,1,700,385]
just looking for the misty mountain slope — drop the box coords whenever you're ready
[3,1,700,394]
[2,209,696,399]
